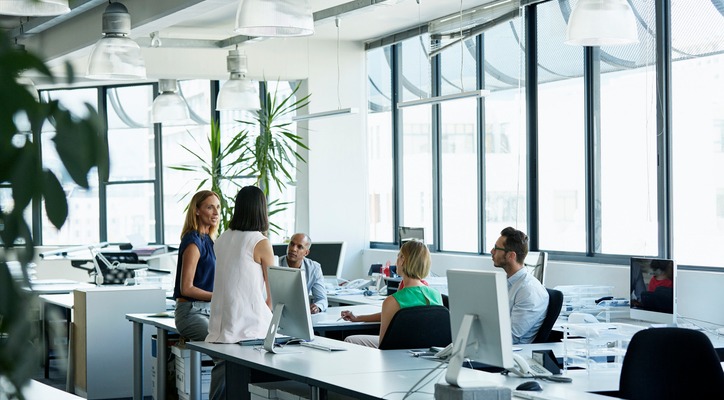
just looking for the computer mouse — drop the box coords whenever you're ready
[516,381,543,391]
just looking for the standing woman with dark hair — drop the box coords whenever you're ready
[206,186,275,398]
[171,190,223,398]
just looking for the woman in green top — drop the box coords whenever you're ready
[343,239,442,348]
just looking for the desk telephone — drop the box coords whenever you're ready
[343,278,371,290]
[432,344,552,377]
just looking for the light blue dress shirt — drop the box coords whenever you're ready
[507,267,549,344]
[279,256,328,312]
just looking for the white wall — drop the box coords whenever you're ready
[296,38,369,280]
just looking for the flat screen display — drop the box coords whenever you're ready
[272,242,346,279]
[630,257,676,324]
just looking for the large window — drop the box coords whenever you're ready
[40,89,100,245]
[399,35,433,242]
[672,0,724,267]
[537,2,586,252]
[105,85,157,244]
[367,46,394,243]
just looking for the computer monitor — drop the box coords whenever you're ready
[527,251,547,285]
[272,241,347,280]
[398,227,424,247]
[445,269,514,387]
[629,257,677,325]
[263,266,314,353]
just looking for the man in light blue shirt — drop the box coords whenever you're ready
[279,233,328,314]
[491,227,549,344]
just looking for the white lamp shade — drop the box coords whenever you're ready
[87,36,147,79]
[565,0,639,46]
[0,0,70,16]
[235,0,314,37]
[216,78,260,111]
[151,80,190,124]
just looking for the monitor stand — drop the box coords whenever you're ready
[263,303,299,354]
[439,314,509,398]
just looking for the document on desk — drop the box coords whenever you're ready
[312,314,363,326]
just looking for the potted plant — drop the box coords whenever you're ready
[169,118,249,232]
[173,82,310,235]
[0,33,108,398]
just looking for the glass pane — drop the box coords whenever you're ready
[400,104,432,242]
[440,37,477,96]
[537,0,586,252]
[440,98,478,252]
[367,47,394,243]
[179,79,212,125]
[483,16,527,247]
[671,0,724,266]
[400,34,431,102]
[41,88,100,245]
[107,85,155,181]
[106,183,155,243]
[163,122,210,244]
[598,2,658,256]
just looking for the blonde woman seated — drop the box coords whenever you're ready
[343,239,442,348]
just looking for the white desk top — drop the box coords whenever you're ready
[38,293,74,309]
[187,339,621,399]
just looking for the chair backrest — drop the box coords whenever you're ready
[378,305,452,350]
[532,288,563,343]
[619,327,724,400]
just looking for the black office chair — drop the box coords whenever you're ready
[378,305,452,350]
[618,327,724,400]
[441,293,449,309]
[532,288,563,343]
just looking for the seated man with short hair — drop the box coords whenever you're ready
[279,233,328,314]
[491,227,549,344]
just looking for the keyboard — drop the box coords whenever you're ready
[529,363,551,376]
[299,341,347,352]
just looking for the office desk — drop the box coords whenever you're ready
[126,313,178,400]
[186,339,620,400]
[15,379,85,400]
[126,304,381,400]
[327,293,386,306]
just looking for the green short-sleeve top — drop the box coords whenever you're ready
[392,285,443,308]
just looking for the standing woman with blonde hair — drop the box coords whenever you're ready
[171,190,222,396]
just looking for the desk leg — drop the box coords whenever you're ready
[190,349,201,400]
[226,362,251,400]
[157,328,168,400]
[132,321,143,400]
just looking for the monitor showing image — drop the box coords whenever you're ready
[398,227,424,247]
[445,269,514,387]
[272,241,347,280]
[263,266,314,353]
[630,257,677,325]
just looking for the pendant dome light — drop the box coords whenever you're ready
[216,48,259,111]
[565,0,639,46]
[86,2,146,80]
[151,79,190,124]
[0,0,70,16]
[234,0,314,37]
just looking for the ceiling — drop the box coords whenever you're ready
[3,0,506,86]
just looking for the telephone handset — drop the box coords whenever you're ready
[344,278,371,290]
[509,353,552,377]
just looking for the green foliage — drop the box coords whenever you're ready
[0,31,108,398]
[172,83,310,236]
[169,119,250,232]
[238,83,311,196]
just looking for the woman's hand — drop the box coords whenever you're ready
[340,310,357,322]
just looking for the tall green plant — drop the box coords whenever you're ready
[0,33,108,399]
[169,119,249,232]
[240,83,310,195]
[238,83,311,234]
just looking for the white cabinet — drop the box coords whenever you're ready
[73,286,165,399]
